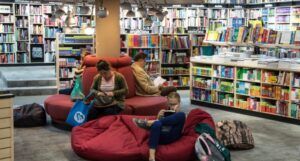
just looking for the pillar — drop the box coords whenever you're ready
[95,0,120,57]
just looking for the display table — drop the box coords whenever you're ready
[190,56,300,124]
[0,91,14,161]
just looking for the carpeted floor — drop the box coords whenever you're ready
[14,91,300,161]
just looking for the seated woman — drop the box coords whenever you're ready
[86,60,128,121]
[133,92,186,161]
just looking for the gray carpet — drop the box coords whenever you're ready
[14,91,300,161]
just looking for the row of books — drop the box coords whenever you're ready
[30,15,43,24]
[291,88,300,101]
[42,5,52,14]
[145,62,160,75]
[236,82,261,97]
[229,18,245,29]
[129,49,159,61]
[16,29,28,40]
[15,4,28,15]
[31,35,43,44]
[213,65,235,79]
[167,9,186,18]
[75,16,94,27]
[208,9,228,19]
[163,76,189,87]
[293,75,300,87]
[16,53,29,63]
[121,19,143,31]
[187,17,208,27]
[45,27,62,38]
[45,40,55,52]
[59,47,81,56]
[30,6,42,15]
[127,35,159,48]
[0,14,14,23]
[60,81,72,89]
[192,66,212,76]
[261,101,288,116]
[161,36,190,49]
[59,68,75,78]
[59,58,80,67]
[229,10,245,18]
[204,0,246,3]
[236,97,260,111]
[0,25,14,33]
[0,53,15,64]
[17,42,28,51]
[187,9,207,17]
[44,16,62,26]
[0,34,15,42]
[16,18,29,28]
[63,36,93,44]
[30,25,43,34]
[261,85,289,100]
[193,77,211,89]
[262,71,290,86]
[161,67,189,75]
[212,80,234,93]
[212,91,234,106]
[192,35,205,46]
[290,104,300,119]
[162,51,189,64]
[237,68,261,82]
[193,88,211,102]
[0,44,14,52]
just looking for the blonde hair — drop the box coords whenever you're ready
[167,92,181,103]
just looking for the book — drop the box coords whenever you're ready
[154,76,166,87]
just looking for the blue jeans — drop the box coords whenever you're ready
[149,112,186,149]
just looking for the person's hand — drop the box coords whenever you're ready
[158,84,164,91]
[97,91,105,96]
[105,92,114,97]
[157,109,165,119]
[83,100,91,104]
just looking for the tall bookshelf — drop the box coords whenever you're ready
[56,33,94,89]
[0,3,15,64]
[160,34,191,89]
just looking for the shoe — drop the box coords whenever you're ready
[132,118,151,130]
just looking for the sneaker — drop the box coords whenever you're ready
[132,118,151,130]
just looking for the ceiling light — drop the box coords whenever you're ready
[97,0,109,18]
[144,16,152,26]
[163,10,168,16]
[120,1,132,10]
[126,10,135,17]
[137,7,147,18]
[156,11,164,21]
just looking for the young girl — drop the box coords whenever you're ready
[133,92,186,161]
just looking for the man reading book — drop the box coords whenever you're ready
[131,52,177,96]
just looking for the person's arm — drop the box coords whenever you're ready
[132,66,160,94]
[159,112,186,126]
[111,74,129,97]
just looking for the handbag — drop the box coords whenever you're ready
[94,92,117,108]
[66,100,94,127]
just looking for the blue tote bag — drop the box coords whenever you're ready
[66,100,94,127]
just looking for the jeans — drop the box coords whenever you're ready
[87,104,122,121]
[148,112,186,149]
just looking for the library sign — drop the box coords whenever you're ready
[0,6,11,14]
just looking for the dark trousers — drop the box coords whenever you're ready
[87,105,122,121]
[148,112,186,149]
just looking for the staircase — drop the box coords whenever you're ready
[0,66,57,96]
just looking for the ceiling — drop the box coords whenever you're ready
[14,0,205,5]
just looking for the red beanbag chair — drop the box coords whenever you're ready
[71,108,215,161]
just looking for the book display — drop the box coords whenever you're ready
[56,33,94,89]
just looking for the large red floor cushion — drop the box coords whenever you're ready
[125,96,168,115]
[71,108,215,161]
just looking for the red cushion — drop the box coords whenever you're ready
[117,66,136,98]
[125,96,168,115]
[71,108,215,161]
[44,94,74,123]
[82,67,98,96]
[83,55,131,68]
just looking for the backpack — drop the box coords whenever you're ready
[216,120,254,150]
[195,133,231,161]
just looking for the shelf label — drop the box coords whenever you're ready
[215,5,223,8]
[0,6,11,14]
[172,5,182,8]
[234,5,243,9]
[191,5,205,8]
[265,4,273,8]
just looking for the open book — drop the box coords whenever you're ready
[153,76,166,87]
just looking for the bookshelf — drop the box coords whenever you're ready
[161,34,191,89]
[190,57,300,123]
[0,3,15,64]
[56,33,94,89]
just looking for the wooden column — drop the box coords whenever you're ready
[95,0,120,58]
